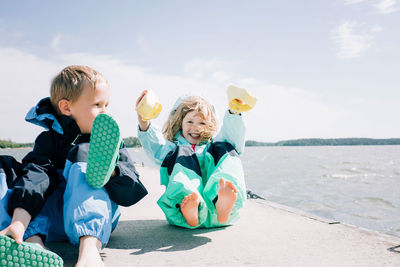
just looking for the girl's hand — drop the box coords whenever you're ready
[136,90,150,131]
[136,90,148,109]
[229,98,242,115]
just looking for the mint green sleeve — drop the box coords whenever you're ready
[137,124,176,166]
[214,110,246,155]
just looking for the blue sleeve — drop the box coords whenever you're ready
[214,110,246,155]
[137,123,176,166]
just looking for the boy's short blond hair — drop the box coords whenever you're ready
[162,96,218,142]
[50,65,109,114]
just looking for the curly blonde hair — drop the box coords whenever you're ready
[162,96,217,142]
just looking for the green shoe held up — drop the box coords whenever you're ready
[86,113,122,189]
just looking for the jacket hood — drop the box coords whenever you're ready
[169,93,217,117]
[25,97,79,135]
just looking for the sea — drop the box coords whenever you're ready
[1,145,399,238]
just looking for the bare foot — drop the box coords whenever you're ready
[76,236,104,267]
[216,178,238,223]
[181,193,199,227]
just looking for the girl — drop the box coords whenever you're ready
[136,91,247,228]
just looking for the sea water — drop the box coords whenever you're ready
[1,145,399,238]
[240,145,400,238]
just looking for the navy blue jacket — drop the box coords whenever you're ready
[7,97,147,219]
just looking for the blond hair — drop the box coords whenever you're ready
[50,65,109,114]
[162,96,217,142]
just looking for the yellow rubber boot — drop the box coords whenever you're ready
[136,90,162,121]
[227,85,257,112]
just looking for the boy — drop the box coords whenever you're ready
[0,65,148,266]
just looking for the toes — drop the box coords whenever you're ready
[225,181,238,193]
[180,193,199,227]
[181,195,189,206]
[181,193,198,207]
[218,178,238,193]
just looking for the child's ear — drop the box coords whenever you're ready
[58,99,72,116]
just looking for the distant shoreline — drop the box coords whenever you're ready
[2,137,400,149]
[246,138,400,146]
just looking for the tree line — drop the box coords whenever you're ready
[0,137,142,149]
[245,138,400,146]
[3,137,400,149]
[0,140,34,148]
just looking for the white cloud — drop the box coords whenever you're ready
[0,46,398,143]
[375,0,398,14]
[184,58,233,82]
[0,47,63,142]
[344,0,367,5]
[371,25,384,32]
[343,0,398,13]
[331,21,379,59]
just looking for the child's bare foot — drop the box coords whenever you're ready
[76,236,104,267]
[181,193,199,227]
[216,178,238,223]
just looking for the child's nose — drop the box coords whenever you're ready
[100,106,107,113]
[193,124,201,131]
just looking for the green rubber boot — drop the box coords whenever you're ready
[86,113,122,188]
[0,235,63,267]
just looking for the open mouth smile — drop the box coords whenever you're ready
[189,133,200,139]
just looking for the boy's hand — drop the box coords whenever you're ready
[136,90,150,131]
[0,208,31,244]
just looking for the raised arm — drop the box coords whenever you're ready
[137,123,176,165]
[214,110,246,155]
[135,90,175,165]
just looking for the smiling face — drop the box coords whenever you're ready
[67,79,110,134]
[181,111,207,145]
[162,96,218,143]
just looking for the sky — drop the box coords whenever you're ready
[0,0,399,143]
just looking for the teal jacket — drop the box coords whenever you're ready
[138,110,246,228]
[138,110,245,177]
